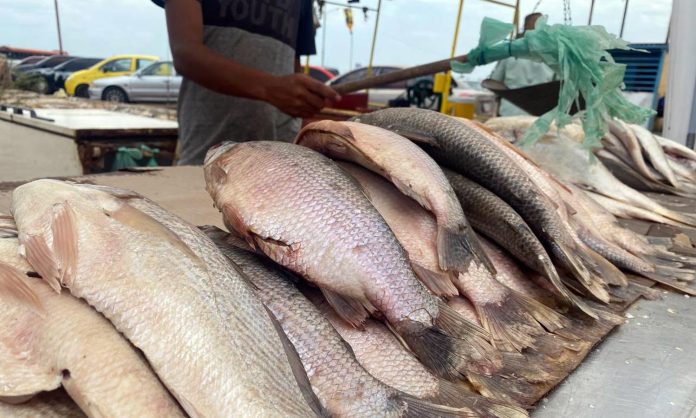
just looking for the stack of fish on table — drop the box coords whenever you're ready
[2,108,695,417]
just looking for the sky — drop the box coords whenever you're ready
[0,0,672,80]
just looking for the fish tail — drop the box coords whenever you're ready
[436,225,496,275]
[654,206,696,227]
[400,393,529,418]
[435,379,530,418]
[654,265,696,282]
[467,371,541,408]
[410,262,459,297]
[640,271,696,295]
[609,277,663,302]
[551,241,611,303]
[533,251,599,319]
[565,302,625,343]
[471,286,570,353]
[583,245,629,288]
[396,301,502,381]
[0,261,43,314]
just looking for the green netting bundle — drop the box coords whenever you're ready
[112,145,160,171]
[452,17,655,148]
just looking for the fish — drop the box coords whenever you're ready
[0,389,86,418]
[609,120,664,184]
[295,120,492,274]
[516,131,696,227]
[585,189,690,227]
[11,179,319,418]
[341,162,568,353]
[656,135,696,159]
[628,123,680,188]
[353,108,606,316]
[208,228,523,418]
[596,149,690,196]
[443,169,596,316]
[0,249,186,417]
[338,161,457,297]
[204,141,501,381]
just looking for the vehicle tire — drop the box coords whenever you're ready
[74,84,90,98]
[35,77,49,94]
[103,87,128,103]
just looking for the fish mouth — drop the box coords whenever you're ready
[204,141,240,166]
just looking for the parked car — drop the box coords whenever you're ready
[308,66,339,82]
[89,61,180,103]
[10,55,46,69]
[46,58,103,93]
[64,54,159,97]
[13,55,73,74]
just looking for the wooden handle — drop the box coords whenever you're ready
[333,54,469,95]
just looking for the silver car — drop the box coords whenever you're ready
[89,61,181,103]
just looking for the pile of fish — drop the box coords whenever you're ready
[1,108,695,417]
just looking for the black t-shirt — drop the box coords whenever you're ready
[152,0,316,55]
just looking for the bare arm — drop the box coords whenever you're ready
[165,0,340,117]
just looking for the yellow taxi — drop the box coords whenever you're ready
[64,54,159,97]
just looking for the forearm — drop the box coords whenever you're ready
[171,42,274,101]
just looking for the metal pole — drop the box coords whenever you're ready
[439,0,465,114]
[321,10,327,67]
[588,0,596,25]
[349,32,353,70]
[367,0,382,78]
[620,0,630,38]
[54,0,64,54]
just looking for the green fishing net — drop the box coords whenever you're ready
[452,17,655,148]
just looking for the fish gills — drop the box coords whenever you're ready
[204,141,501,381]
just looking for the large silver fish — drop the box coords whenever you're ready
[296,120,492,274]
[0,253,186,418]
[354,108,603,316]
[11,180,319,418]
[204,141,500,381]
[209,229,522,418]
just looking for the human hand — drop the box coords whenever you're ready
[263,74,341,118]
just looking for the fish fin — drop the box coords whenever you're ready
[396,300,501,381]
[320,288,371,328]
[435,380,530,418]
[654,265,696,282]
[21,233,61,292]
[582,244,629,288]
[552,241,610,303]
[264,305,328,418]
[51,202,78,289]
[0,261,43,314]
[108,202,205,268]
[410,262,458,297]
[616,277,663,301]
[471,286,568,353]
[467,372,541,407]
[640,271,696,296]
[401,393,529,418]
[437,225,496,275]
[398,130,441,147]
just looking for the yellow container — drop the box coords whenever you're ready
[451,103,475,118]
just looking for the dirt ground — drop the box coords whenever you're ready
[0,89,177,121]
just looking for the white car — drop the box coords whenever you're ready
[89,61,181,103]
